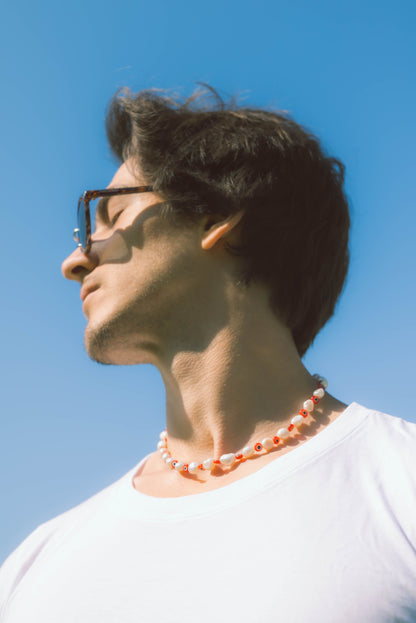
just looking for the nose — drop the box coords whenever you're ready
[61,246,98,282]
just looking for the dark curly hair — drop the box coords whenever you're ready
[105,85,350,357]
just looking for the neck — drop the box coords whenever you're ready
[156,285,318,464]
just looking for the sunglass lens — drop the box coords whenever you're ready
[77,197,88,250]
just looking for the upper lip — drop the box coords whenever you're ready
[80,283,99,302]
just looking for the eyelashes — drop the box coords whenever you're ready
[110,211,123,226]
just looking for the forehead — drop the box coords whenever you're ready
[107,159,144,189]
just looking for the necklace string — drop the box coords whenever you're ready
[157,373,328,475]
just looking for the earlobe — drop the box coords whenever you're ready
[201,210,244,250]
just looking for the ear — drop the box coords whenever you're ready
[201,210,244,251]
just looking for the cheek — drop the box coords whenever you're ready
[96,230,134,265]
[108,242,195,306]
[97,218,205,309]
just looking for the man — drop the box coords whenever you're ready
[1,86,415,622]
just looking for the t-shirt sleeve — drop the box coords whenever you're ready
[0,521,57,613]
[0,475,124,614]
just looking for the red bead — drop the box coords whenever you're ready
[299,409,308,418]
[288,424,295,431]
[198,464,204,470]
[171,461,177,469]
[273,436,280,444]
[312,395,319,404]
[213,460,221,464]
[235,453,243,460]
[255,443,263,452]
[183,464,188,471]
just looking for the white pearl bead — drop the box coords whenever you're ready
[262,437,274,450]
[162,451,171,460]
[277,427,290,440]
[220,453,235,466]
[159,431,167,441]
[319,377,328,389]
[242,445,255,458]
[166,457,173,465]
[188,461,200,474]
[202,458,214,470]
[174,461,184,471]
[159,448,166,455]
[303,399,314,412]
[313,387,325,399]
[291,415,304,427]
[157,440,167,450]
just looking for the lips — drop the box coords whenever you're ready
[80,284,99,302]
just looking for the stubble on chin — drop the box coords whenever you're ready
[84,322,113,364]
[84,315,130,365]
[83,312,152,366]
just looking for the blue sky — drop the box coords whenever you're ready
[1,0,415,562]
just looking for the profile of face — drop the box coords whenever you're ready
[61,161,241,367]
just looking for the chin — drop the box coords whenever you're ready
[84,315,158,366]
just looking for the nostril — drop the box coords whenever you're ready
[72,265,85,275]
[62,247,97,281]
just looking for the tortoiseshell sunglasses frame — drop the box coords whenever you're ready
[73,185,154,254]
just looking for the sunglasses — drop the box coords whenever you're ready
[73,185,154,254]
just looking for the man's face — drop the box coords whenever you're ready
[61,161,220,366]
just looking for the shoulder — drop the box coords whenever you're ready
[346,402,416,465]
[326,402,416,512]
[368,406,416,491]
[360,402,416,447]
[319,403,416,555]
[344,401,416,441]
[347,403,416,512]
[324,401,416,466]
[0,463,137,611]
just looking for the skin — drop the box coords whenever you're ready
[61,159,347,497]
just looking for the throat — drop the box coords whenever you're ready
[133,393,347,499]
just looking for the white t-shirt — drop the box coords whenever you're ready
[1,402,416,622]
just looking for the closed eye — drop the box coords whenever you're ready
[110,211,123,226]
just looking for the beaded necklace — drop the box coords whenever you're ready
[157,374,328,475]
